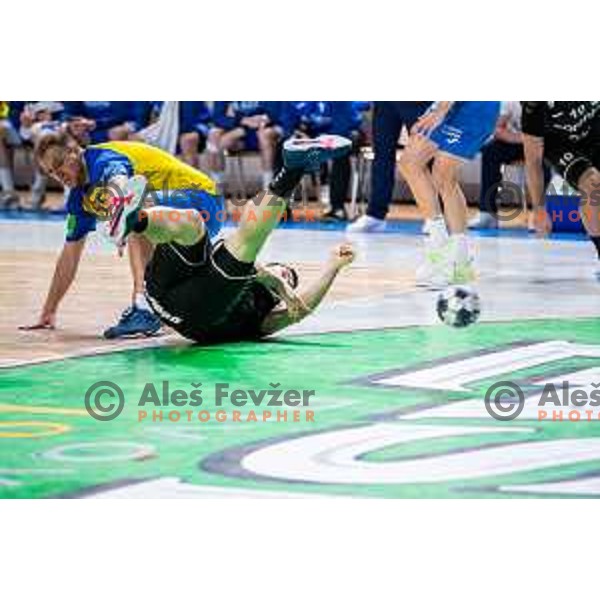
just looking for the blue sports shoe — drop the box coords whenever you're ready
[103,306,162,339]
[283,135,352,172]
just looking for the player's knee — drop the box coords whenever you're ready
[398,149,423,177]
[577,167,600,193]
[432,158,458,189]
[174,209,206,246]
[180,132,199,152]
[207,129,223,153]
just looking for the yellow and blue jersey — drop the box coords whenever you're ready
[65,141,223,242]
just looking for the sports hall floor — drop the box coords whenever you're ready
[1,200,600,498]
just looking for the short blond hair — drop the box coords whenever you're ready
[34,132,78,175]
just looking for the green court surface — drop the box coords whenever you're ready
[2,317,600,498]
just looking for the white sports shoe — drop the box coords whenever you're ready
[447,235,477,285]
[106,175,148,248]
[347,214,386,233]
[415,246,449,289]
[468,212,498,230]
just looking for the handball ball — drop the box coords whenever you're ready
[437,286,481,328]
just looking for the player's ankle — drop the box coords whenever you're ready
[268,166,304,200]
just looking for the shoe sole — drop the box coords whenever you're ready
[283,135,352,170]
[104,328,162,340]
[108,175,148,244]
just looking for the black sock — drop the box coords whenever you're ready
[131,211,148,233]
[590,236,600,260]
[268,166,304,200]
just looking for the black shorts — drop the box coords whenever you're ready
[144,236,277,344]
[544,128,600,189]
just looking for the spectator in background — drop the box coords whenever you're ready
[63,101,140,145]
[19,102,66,209]
[279,102,338,213]
[0,101,23,207]
[293,101,333,137]
[178,101,211,168]
[322,101,370,222]
[347,101,432,232]
[468,100,551,230]
[132,101,212,167]
[208,101,283,189]
[269,102,370,222]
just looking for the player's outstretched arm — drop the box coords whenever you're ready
[260,244,356,336]
[20,239,86,330]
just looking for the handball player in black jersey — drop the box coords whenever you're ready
[522,101,600,271]
[110,135,356,344]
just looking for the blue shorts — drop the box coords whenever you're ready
[429,102,500,160]
[241,127,259,151]
[153,188,225,239]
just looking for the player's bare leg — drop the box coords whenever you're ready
[577,167,600,277]
[399,136,449,287]
[127,234,154,300]
[398,135,442,221]
[138,206,207,246]
[578,167,600,237]
[224,191,287,263]
[432,154,474,284]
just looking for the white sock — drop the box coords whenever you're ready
[428,216,448,248]
[261,170,273,189]
[134,293,150,311]
[0,167,14,192]
[211,171,224,185]
[450,233,469,262]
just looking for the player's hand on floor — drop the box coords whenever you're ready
[19,311,56,331]
[331,243,356,268]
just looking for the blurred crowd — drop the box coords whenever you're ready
[0,101,528,230]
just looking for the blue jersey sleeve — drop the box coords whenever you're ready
[64,148,134,242]
[65,188,97,242]
[86,147,134,183]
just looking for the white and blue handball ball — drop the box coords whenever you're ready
[436,286,481,328]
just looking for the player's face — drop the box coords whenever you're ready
[42,146,85,188]
[267,264,297,290]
